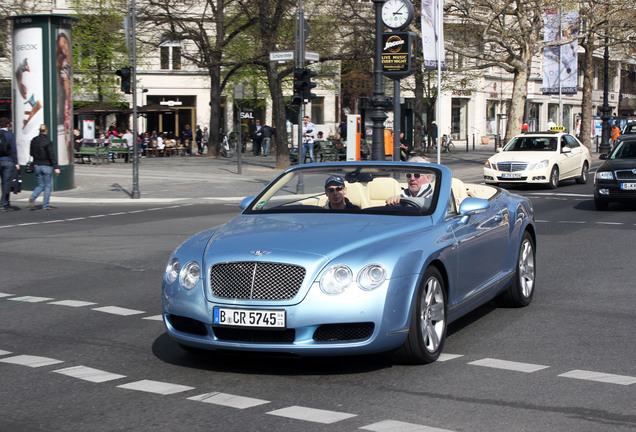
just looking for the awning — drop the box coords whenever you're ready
[74,104,124,115]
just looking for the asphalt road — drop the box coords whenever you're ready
[1,168,635,431]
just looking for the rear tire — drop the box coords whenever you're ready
[394,266,447,364]
[575,162,589,184]
[496,231,535,307]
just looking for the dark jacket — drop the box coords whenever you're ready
[0,128,18,165]
[30,133,59,169]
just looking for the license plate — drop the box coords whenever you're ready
[501,173,522,179]
[620,183,636,190]
[213,307,285,328]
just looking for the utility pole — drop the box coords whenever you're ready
[371,0,389,160]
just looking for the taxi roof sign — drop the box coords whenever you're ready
[549,126,565,132]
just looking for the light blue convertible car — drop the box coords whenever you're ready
[162,162,536,364]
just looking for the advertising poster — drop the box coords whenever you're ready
[13,26,44,164]
[421,0,446,71]
[543,9,579,95]
[56,27,73,165]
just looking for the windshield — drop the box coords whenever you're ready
[609,140,636,160]
[503,136,559,152]
[244,164,441,216]
[622,124,636,135]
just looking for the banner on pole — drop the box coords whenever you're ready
[542,9,579,95]
[421,0,446,70]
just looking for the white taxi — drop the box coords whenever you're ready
[484,131,592,189]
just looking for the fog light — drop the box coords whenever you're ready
[599,188,610,195]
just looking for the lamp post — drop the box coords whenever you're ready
[370,0,389,160]
[599,36,612,155]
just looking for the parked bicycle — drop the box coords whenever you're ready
[441,134,455,153]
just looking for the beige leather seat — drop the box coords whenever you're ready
[366,177,402,207]
[451,178,469,209]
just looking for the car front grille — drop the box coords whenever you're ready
[210,262,306,300]
[615,170,636,180]
[496,162,528,172]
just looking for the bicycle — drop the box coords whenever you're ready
[220,133,234,158]
[441,134,455,153]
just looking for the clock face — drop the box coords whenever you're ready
[382,0,414,30]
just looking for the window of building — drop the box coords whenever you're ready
[160,41,181,70]
[311,97,324,124]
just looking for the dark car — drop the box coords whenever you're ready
[620,122,636,136]
[594,136,636,210]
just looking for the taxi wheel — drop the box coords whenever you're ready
[575,162,589,184]
[548,166,559,189]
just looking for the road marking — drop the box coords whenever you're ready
[559,370,636,385]
[117,379,195,395]
[468,358,549,373]
[92,306,145,316]
[54,365,126,383]
[0,350,12,356]
[361,420,455,432]
[557,220,586,224]
[8,296,54,303]
[438,353,463,362]
[596,221,623,226]
[0,355,64,367]
[142,315,163,321]
[0,292,14,297]
[188,392,270,409]
[49,300,97,307]
[267,406,357,424]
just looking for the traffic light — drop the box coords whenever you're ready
[292,67,317,104]
[115,66,132,94]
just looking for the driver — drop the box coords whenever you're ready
[386,171,433,207]
[323,175,360,210]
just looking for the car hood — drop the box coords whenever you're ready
[200,212,432,269]
[598,159,636,171]
[489,151,553,163]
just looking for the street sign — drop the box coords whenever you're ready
[305,51,319,62]
[269,51,294,62]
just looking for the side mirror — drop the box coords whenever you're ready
[458,197,490,224]
[599,154,609,160]
[561,147,572,154]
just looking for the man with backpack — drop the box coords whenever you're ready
[0,117,19,212]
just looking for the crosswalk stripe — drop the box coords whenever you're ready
[8,296,55,303]
[92,306,145,316]
[188,392,270,409]
[267,406,357,424]
[54,365,126,383]
[117,379,195,395]
[0,355,64,367]
[559,369,636,385]
[468,358,549,373]
[49,300,97,307]
[361,419,455,432]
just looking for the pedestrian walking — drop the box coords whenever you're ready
[0,117,19,212]
[260,124,275,156]
[29,124,60,210]
[429,121,438,151]
[302,116,316,163]
[182,124,193,155]
[202,127,209,154]
[195,125,203,155]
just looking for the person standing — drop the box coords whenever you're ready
[122,128,134,163]
[195,125,203,155]
[182,124,193,155]
[429,121,438,151]
[0,117,19,212]
[302,116,315,163]
[250,119,262,156]
[29,124,60,210]
[201,127,209,154]
[260,124,275,157]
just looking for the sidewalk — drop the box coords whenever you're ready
[13,147,499,205]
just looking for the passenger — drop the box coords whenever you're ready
[323,175,360,210]
[386,169,433,207]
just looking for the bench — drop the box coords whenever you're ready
[74,139,110,164]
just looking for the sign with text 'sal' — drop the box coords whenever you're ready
[381,32,416,80]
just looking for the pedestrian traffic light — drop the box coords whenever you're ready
[115,66,132,94]
[292,67,317,104]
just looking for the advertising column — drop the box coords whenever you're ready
[10,14,77,191]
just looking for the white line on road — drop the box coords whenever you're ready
[267,406,357,424]
[92,306,145,316]
[49,300,98,307]
[361,419,456,432]
[188,392,270,409]
[0,355,64,368]
[468,358,549,373]
[117,379,195,395]
[8,296,55,303]
[54,365,127,383]
[559,369,636,385]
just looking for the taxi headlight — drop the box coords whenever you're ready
[180,261,200,290]
[529,160,549,170]
[320,265,353,295]
[484,160,493,169]
[357,264,387,291]
[166,258,180,283]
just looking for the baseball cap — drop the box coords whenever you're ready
[324,175,345,188]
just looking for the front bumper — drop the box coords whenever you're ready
[483,166,551,184]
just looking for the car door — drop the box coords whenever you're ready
[557,135,579,178]
[448,199,510,310]
[562,135,585,178]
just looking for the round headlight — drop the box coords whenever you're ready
[166,258,180,283]
[320,265,353,295]
[358,264,387,291]
[180,261,200,290]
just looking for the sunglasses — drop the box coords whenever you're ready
[406,173,422,179]
[326,186,344,193]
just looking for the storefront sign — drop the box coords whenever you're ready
[381,32,416,80]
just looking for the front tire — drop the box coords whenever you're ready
[497,231,535,307]
[575,162,589,184]
[394,266,447,364]
[548,166,559,189]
